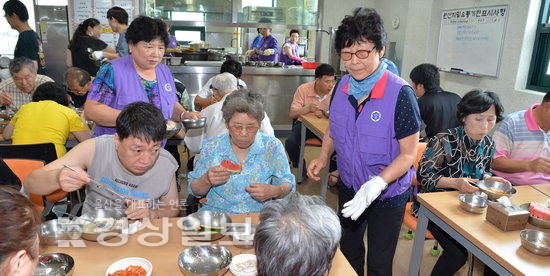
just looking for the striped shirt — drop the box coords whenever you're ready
[0,74,54,109]
[492,104,550,185]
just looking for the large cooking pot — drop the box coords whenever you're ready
[180,52,209,62]
[189,41,209,51]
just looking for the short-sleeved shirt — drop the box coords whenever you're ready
[290,81,331,122]
[0,74,54,109]
[492,104,550,185]
[15,30,46,74]
[10,100,87,157]
[196,77,247,98]
[188,132,296,214]
[116,30,129,57]
[69,36,108,76]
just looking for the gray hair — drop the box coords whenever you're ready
[221,89,265,124]
[255,193,342,276]
[211,72,238,96]
[9,56,35,75]
[64,67,91,87]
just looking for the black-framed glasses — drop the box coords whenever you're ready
[340,46,377,61]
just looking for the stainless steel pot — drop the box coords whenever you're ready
[189,41,209,51]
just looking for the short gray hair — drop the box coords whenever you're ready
[255,193,342,276]
[9,56,35,75]
[211,72,238,96]
[64,67,91,87]
[221,89,265,124]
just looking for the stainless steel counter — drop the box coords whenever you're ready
[170,65,316,130]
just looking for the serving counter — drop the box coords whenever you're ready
[170,65,316,130]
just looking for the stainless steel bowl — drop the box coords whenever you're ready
[227,223,257,249]
[520,229,550,256]
[519,203,550,229]
[78,209,126,242]
[181,211,232,241]
[165,119,182,138]
[178,245,232,276]
[182,117,206,129]
[459,194,488,214]
[35,253,75,276]
[39,219,81,245]
[476,180,516,201]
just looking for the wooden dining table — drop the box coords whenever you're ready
[408,185,550,276]
[297,113,330,199]
[40,213,357,276]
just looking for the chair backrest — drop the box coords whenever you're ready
[0,143,57,164]
[3,158,67,211]
[412,142,428,186]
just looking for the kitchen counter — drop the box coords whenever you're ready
[170,65,316,130]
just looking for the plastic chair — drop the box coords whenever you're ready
[3,159,68,214]
[402,142,441,256]
[0,143,57,164]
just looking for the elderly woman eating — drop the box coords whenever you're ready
[188,90,295,214]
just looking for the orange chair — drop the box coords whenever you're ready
[4,158,68,214]
[402,142,441,256]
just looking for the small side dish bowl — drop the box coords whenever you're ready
[227,223,257,249]
[181,211,232,241]
[459,194,488,214]
[475,180,516,201]
[182,117,206,129]
[178,245,232,276]
[229,254,257,276]
[519,229,550,256]
[518,203,550,229]
[35,253,75,276]
[105,257,152,276]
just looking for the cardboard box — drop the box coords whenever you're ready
[485,202,529,231]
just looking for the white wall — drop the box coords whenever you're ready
[319,0,545,115]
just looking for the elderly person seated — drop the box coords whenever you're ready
[255,193,341,276]
[2,82,90,157]
[0,57,54,110]
[185,73,273,154]
[24,102,180,220]
[64,67,93,108]
[194,58,247,110]
[413,89,511,275]
[188,90,295,214]
[0,186,41,276]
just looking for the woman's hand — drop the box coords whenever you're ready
[485,176,511,186]
[453,177,480,194]
[124,199,151,220]
[203,165,231,186]
[180,111,202,121]
[245,183,278,202]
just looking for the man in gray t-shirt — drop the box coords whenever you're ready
[107,6,129,57]
[23,102,180,220]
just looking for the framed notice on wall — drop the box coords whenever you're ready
[68,0,139,48]
[436,5,509,77]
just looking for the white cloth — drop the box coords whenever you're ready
[196,77,247,98]
[184,93,274,153]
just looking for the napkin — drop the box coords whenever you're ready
[121,221,142,236]
[496,196,512,207]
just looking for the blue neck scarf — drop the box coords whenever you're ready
[348,62,387,100]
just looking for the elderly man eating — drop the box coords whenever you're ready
[0,57,53,110]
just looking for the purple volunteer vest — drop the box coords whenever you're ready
[93,55,177,137]
[279,41,299,65]
[330,72,413,200]
[258,35,278,62]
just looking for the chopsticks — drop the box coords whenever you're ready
[63,164,127,200]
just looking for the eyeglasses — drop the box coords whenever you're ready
[229,124,260,134]
[340,46,377,61]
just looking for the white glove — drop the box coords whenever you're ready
[245,49,255,56]
[263,49,275,55]
[91,51,103,60]
[341,176,388,220]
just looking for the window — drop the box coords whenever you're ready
[527,0,550,91]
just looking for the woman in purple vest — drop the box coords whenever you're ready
[307,8,421,275]
[85,16,200,141]
[279,29,306,65]
[245,18,278,62]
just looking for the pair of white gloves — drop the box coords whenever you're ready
[244,49,275,56]
[341,176,388,220]
[91,51,103,60]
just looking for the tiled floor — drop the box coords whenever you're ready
[176,143,484,275]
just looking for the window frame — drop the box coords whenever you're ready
[527,0,550,92]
